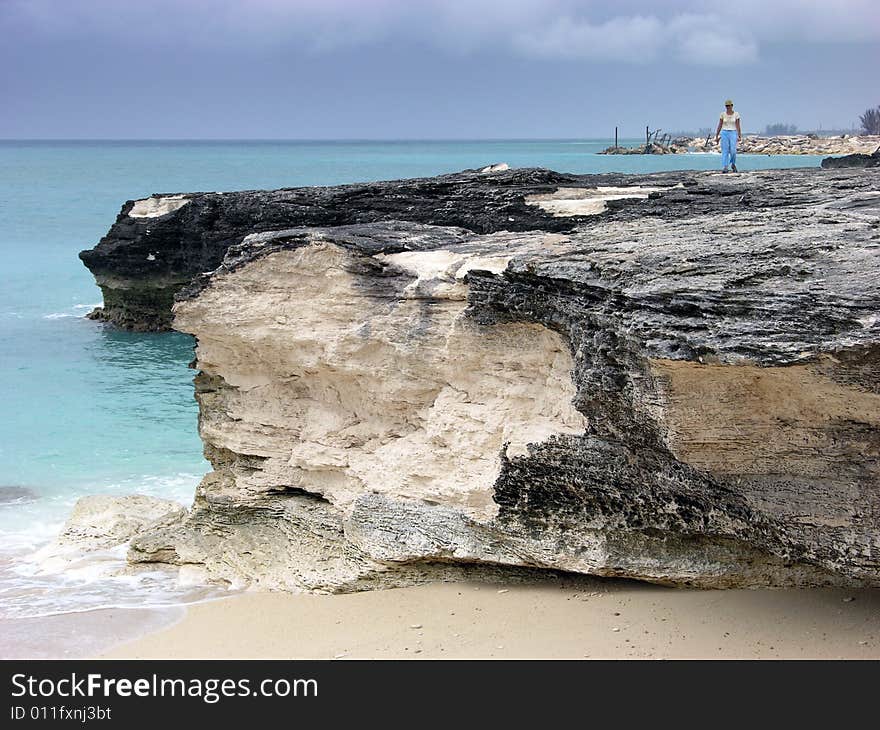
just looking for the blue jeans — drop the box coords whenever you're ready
[720,129,737,169]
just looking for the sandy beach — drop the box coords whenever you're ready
[101,576,880,660]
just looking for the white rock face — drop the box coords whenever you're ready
[480,163,510,173]
[373,249,512,299]
[129,195,190,218]
[525,186,675,217]
[174,241,586,522]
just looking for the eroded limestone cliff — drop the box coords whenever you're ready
[81,166,880,590]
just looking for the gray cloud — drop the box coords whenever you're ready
[512,12,758,65]
[2,0,878,65]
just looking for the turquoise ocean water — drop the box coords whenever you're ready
[0,140,822,618]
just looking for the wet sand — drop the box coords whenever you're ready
[1,605,184,659]
[100,576,880,660]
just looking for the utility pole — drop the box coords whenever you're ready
[615,126,618,149]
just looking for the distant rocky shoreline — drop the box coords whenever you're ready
[691,134,880,156]
[602,134,880,156]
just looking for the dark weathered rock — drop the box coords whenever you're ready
[104,165,880,590]
[81,166,757,331]
[822,147,880,169]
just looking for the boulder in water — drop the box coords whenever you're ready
[0,486,39,505]
[56,494,186,551]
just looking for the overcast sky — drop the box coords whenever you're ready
[2,0,878,138]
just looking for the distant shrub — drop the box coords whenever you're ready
[860,106,880,135]
[765,123,798,136]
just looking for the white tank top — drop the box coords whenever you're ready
[720,111,740,131]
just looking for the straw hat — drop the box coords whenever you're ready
[724,99,734,106]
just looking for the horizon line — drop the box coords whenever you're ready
[0,129,862,144]
[0,136,638,142]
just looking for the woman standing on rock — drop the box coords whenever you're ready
[715,99,741,172]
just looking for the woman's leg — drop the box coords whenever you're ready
[729,134,737,169]
[720,131,731,169]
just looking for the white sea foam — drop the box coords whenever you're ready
[43,302,102,320]
[0,560,228,619]
[0,472,219,619]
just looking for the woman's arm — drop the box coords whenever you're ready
[715,117,723,140]
[735,117,742,142]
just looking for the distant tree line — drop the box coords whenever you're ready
[861,105,880,135]
[765,123,798,136]
[665,128,713,139]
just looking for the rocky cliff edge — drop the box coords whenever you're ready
[82,166,880,589]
